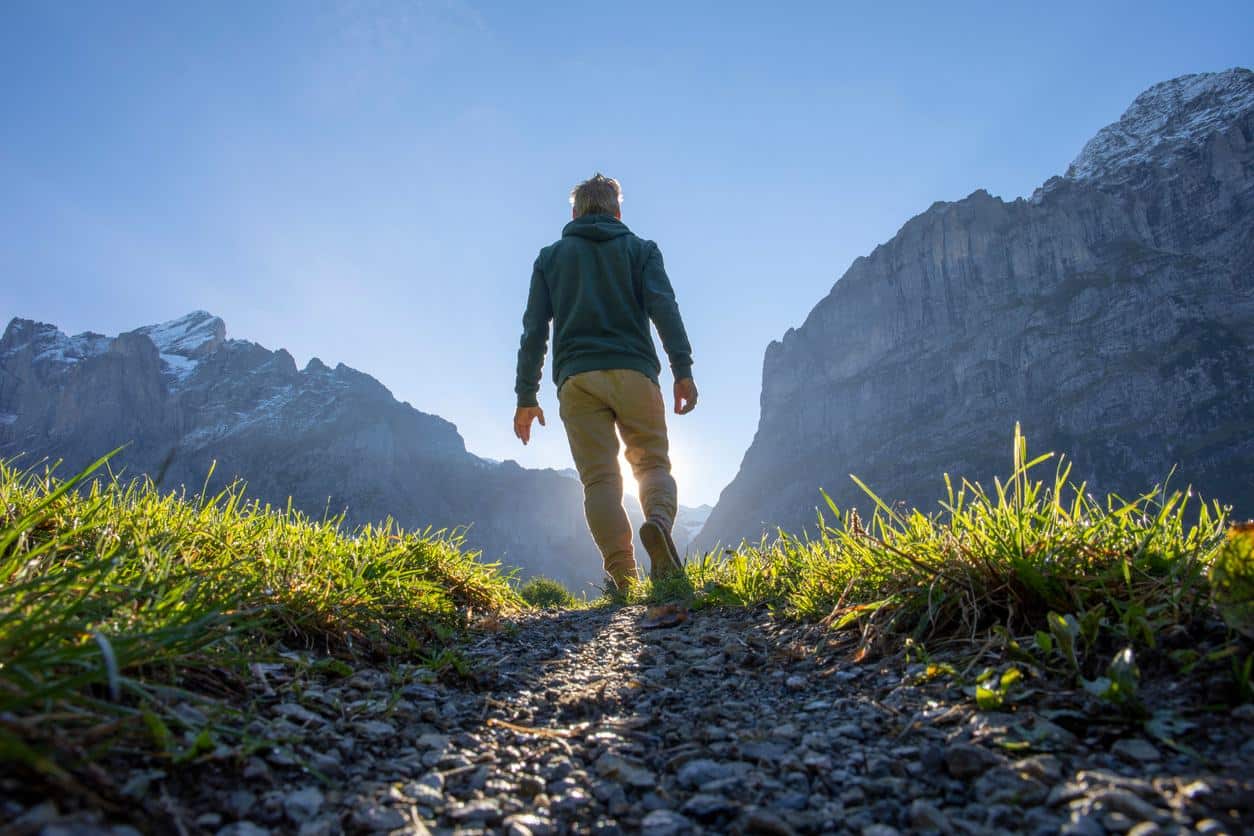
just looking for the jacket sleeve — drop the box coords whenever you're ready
[514,257,553,407]
[642,244,694,380]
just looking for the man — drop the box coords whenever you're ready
[513,173,698,592]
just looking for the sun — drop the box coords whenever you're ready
[617,448,685,499]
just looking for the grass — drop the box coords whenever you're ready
[0,452,521,786]
[616,426,1252,707]
[519,576,580,609]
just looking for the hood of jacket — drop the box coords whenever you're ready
[561,214,633,242]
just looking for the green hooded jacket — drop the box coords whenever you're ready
[514,214,693,408]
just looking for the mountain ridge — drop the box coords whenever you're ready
[0,312,615,590]
[697,68,1254,549]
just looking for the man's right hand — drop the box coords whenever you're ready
[674,378,698,414]
[513,406,546,445]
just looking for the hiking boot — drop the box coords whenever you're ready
[639,519,683,581]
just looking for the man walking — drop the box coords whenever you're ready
[513,173,698,592]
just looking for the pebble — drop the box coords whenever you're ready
[282,787,324,824]
[349,803,407,832]
[272,703,324,725]
[504,813,557,836]
[943,742,1002,778]
[216,824,270,836]
[1111,737,1161,764]
[681,793,735,820]
[741,808,797,836]
[353,719,396,740]
[676,758,740,788]
[641,808,692,836]
[909,799,951,834]
[449,798,503,824]
[1088,789,1166,822]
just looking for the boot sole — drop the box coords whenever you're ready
[640,521,682,581]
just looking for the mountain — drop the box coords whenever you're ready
[698,69,1254,548]
[0,311,612,591]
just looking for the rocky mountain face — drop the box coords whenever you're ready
[699,69,1254,548]
[0,312,612,590]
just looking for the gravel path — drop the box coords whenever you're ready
[5,605,1252,835]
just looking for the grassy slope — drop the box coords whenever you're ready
[641,427,1253,711]
[0,452,521,783]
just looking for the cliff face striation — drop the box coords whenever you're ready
[699,69,1254,548]
[0,311,608,590]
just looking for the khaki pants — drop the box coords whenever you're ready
[558,369,678,588]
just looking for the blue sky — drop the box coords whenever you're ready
[2,1,1251,505]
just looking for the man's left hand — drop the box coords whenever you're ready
[514,406,546,445]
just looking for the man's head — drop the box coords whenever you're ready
[570,173,622,219]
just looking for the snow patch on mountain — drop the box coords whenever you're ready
[1067,68,1254,183]
[160,352,199,381]
[136,311,226,357]
[6,322,111,367]
[134,311,226,385]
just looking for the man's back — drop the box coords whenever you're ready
[515,214,691,409]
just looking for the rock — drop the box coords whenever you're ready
[349,803,406,832]
[1111,738,1161,764]
[404,778,444,808]
[1013,754,1063,783]
[973,767,1048,806]
[11,803,60,829]
[282,788,324,824]
[308,751,343,777]
[860,826,901,836]
[296,818,340,836]
[771,723,799,739]
[550,789,592,816]
[352,719,396,741]
[449,798,503,824]
[241,758,271,782]
[415,732,450,751]
[216,825,270,836]
[1125,823,1161,836]
[223,790,258,820]
[682,793,736,820]
[832,723,866,741]
[1061,811,1106,836]
[676,759,741,788]
[908,799,951,834]
[595,753,656,788]
[1088,789,1166,823]
[1030,717,1079,746]
[273,703,324,725]
[518,774,546,798]
[741,808,798,836]
[504,814,557,836]
[785,675,807,691]
[739,741,790,763]
[943,743,1001,779]
[641,809,692,836]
